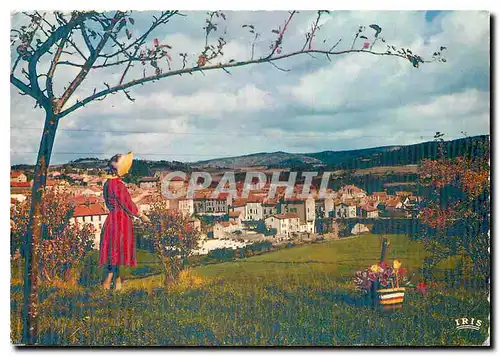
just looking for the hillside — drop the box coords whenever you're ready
[11,234,490,346]
[12,135,489,175]
[193,151,322,169]
[193,135,489,170]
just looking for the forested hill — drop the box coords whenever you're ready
[304,135,489,170]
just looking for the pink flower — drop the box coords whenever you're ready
[276,48,282,54]
[379,261,388,269]
[363,42,370,49]
[417,282,427,294]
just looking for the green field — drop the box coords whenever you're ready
[11,234,490,346]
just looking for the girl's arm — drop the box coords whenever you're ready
[113,180,141,217]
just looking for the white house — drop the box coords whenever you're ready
[280,197,316,223]
[360,205,379,218]
[139,176,159,189]
[385,198,403,211]
[264,213,300,237]
[262,200,278,219]
[178,198,194,217]
[338,185,367,200]
[11,193,27,203]
[245,201,264,221]
[10,171,27,183]
[228,210,244,226]
[81,186,102,197]
[315,197,335,218]
[194,195,229,216]
[70,203,109,249]
[335,202,357,219]
[213,221,241,239]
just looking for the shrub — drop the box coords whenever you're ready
[11,189,94,283]
[143,199,201,286]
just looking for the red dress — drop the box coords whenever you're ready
[99,177,139,267]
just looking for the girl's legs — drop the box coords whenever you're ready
[103,264,119,290]
[102,267,113,290]
[114,266,122,291]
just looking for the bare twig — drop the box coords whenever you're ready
[269,61,290,72]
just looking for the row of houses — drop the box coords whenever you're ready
[11,168,422,241]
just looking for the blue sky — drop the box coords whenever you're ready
[10,10,490,164]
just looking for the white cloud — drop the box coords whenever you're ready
[10,10,490,164]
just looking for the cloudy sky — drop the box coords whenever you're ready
[10,10,490,165]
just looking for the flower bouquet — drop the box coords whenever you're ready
[354,260,412,310]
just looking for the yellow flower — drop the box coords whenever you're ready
[370,264,382,273]
[393,260,402,269]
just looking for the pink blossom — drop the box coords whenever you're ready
[363,42,370,49]
[417,282,427,294]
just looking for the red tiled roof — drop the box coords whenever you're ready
[282,196,307,203]
[10,182,31,188]
[73,204,108,217]
[385,198,401,207]
[341,185,364,193]
[71,195,100,205]
[361,205,378,212]
[274,213,300,220]
[217,192,231,200]
[247,196,264,203]
[229,211,242,218]
[232,198,248,207]
[10,171,24,178]
[193,191,209,200]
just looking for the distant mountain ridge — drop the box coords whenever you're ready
[193,135,489,170]
[12,135,489,172]
[193,151,322,169]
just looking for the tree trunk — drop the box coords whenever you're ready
[22,112,59,345]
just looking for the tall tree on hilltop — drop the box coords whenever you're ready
[10,10,446,344]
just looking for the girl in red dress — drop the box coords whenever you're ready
[100,151,150,290]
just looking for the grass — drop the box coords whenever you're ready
[11,234,490,346]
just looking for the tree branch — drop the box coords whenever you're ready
[46,37,68,100]
[80,26,95,56]
[55,11,125,113]
[10,74,34,97]
[267,11,296,59]
[58,48,407,119]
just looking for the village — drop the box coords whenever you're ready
[10,168,423,255]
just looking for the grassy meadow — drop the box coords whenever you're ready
[11,234,490,346]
